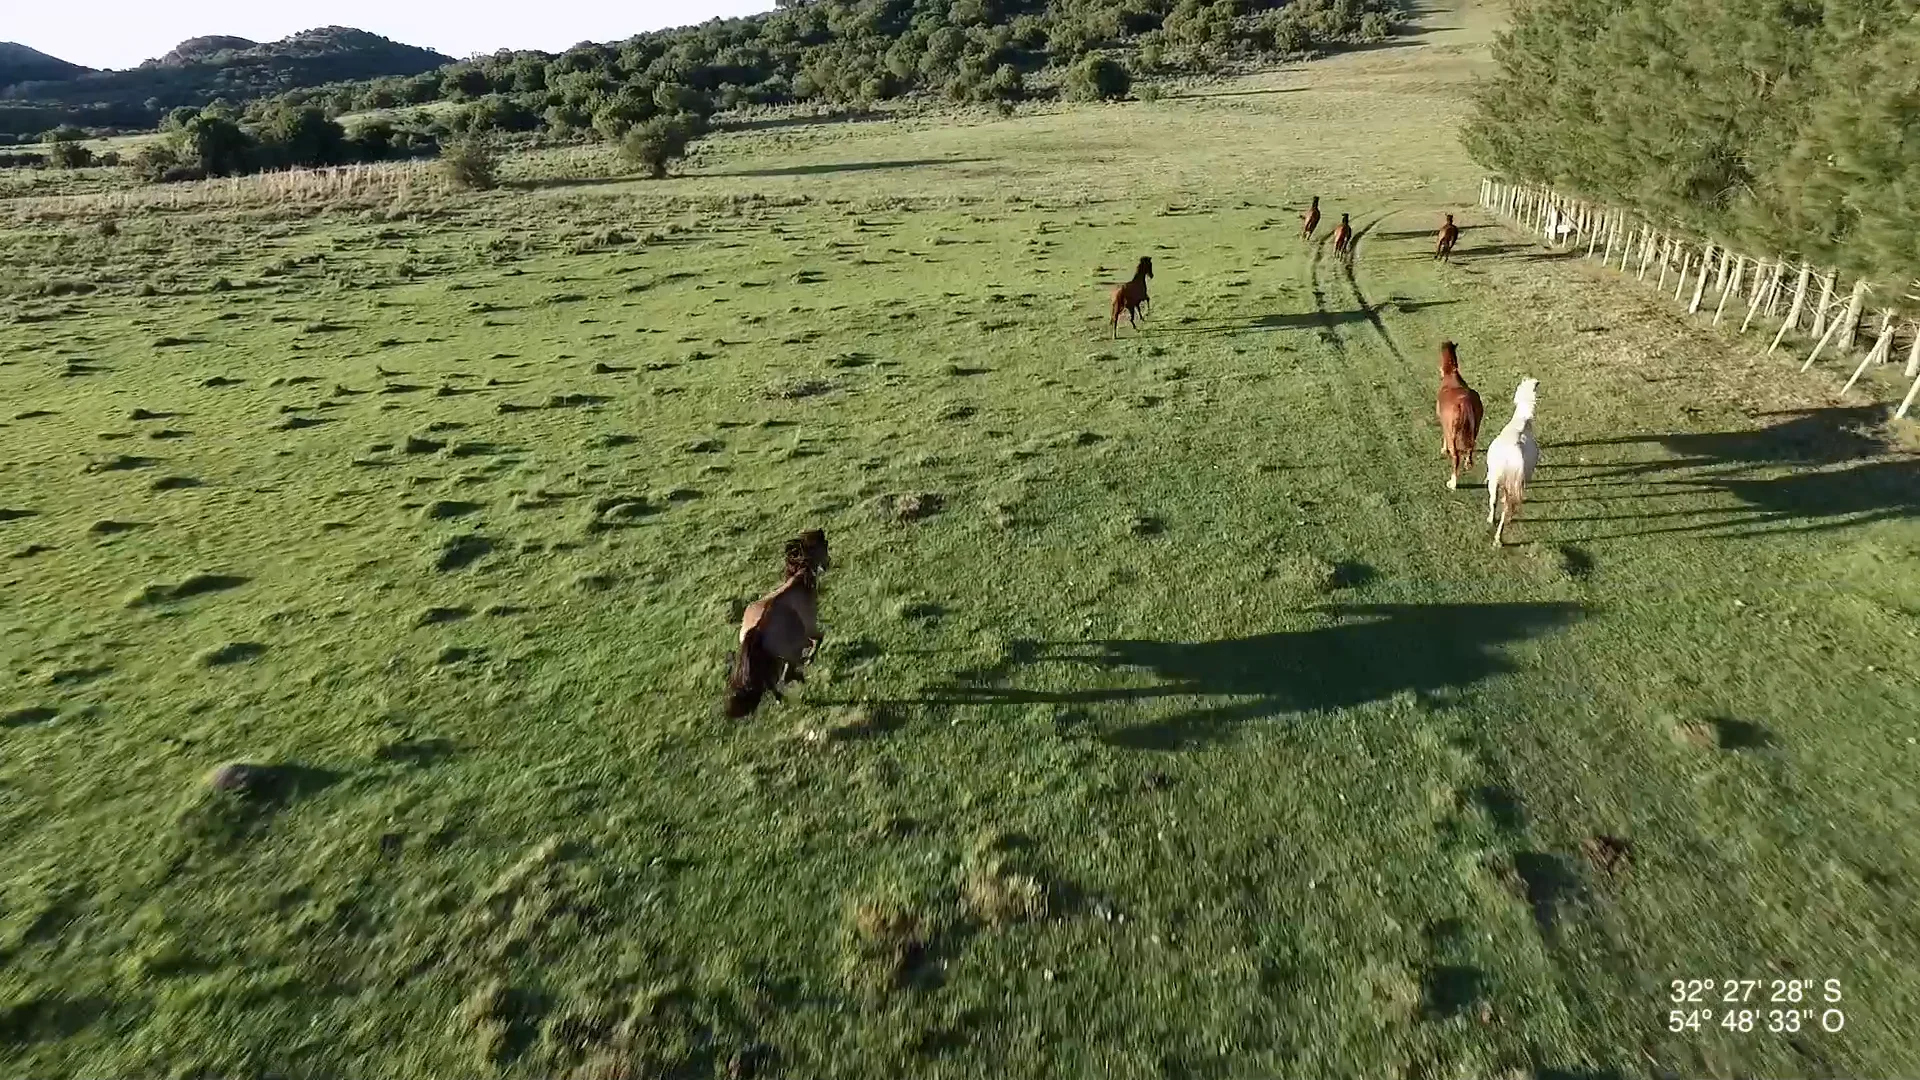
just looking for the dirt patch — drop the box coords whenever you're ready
[1580,835,1634,885]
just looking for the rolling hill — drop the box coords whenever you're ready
[0,27,450,137]
[0,41,92,87]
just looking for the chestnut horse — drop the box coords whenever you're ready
[725,529,831,718]
[1110,256,1153,339]
[1436,341,1484,489]
[1331,213,1355,262]
[1435,214,1460,261]
[1300,196,1321,241]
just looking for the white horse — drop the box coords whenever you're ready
[1486,378,1540,546]
[1544,204,1576,247]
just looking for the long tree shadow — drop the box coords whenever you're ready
[712,157,993,179]
[920,602,1585,749]
[1530,406,1920,540]
[1373,224,1492,240]
[1161,299,1458,336]
[1550,404,1894,472]
[1175,86,1309,100]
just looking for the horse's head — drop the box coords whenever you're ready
[1513,377,1539,417]
[1445,213,1455,224]
[786,528,831,577]
[1440,341,1459,374]
[1310,195,1319,206]
[1137,256,1154,281]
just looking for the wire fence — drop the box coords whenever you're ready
[1480,178,1920,421]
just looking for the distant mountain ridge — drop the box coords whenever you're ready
[152,36,262,67]
[0,26,451,137]
[0,41,92,86]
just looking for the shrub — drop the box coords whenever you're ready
[620,114,702,180]
[131,143,183,183]
[1265,17,1312,56]
[439,138,498,191]
[988,64,1025,101]
[1065,54,1133,102]
[181,113,253,176]
[46,139,94,169]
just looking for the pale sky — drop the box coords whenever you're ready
[11,1,778,71]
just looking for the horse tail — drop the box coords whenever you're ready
[724,627,773,718]
[1464,390,1483,463]
[1498,459,1528,511]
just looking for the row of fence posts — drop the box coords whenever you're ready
[1479,178,1920,420]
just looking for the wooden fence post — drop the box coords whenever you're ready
[1800,285,1863,372]
[1842,309,1896,395]
[1839,278,1868,349]
[1811,272,1836,337]
[1785,262,1812,332]
[1899,369,1920,419]
[1713,260,1737,325]
[1771,263,1811,354]
[1688,245,1715,313]
[1742,260,1779,333]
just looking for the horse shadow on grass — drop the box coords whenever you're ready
[917,602,1585,750]
[1534,405,1920,539]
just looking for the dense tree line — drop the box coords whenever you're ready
[280,0,1400,138]
[121,104,436,181]
[1465,0,1918,288]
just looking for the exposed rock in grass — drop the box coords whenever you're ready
[874,492,942,524]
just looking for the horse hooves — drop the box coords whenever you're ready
[1446,476,1459,490]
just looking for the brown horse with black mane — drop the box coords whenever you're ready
[1300,196,1321,241]
[1436,341,1484,490]
[1331,213,1355,263]
[725,529,831,718]
[1110,256,1153,339]
[1435,213,1461,262]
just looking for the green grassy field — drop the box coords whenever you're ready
[6,3,1920,1077]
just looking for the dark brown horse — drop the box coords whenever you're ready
[1300,196,1321,241]
[1110,256,1153,339]
[1435,214,1461,262]
[1331,213,1355,263]
[725,529,831,718]
[1436,341,1484,490]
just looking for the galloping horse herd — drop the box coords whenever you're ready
[725,198,1542,716]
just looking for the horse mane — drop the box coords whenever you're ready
[784,529,828,581]
[1134,256,1153,281]
[1512,378,1539,420]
